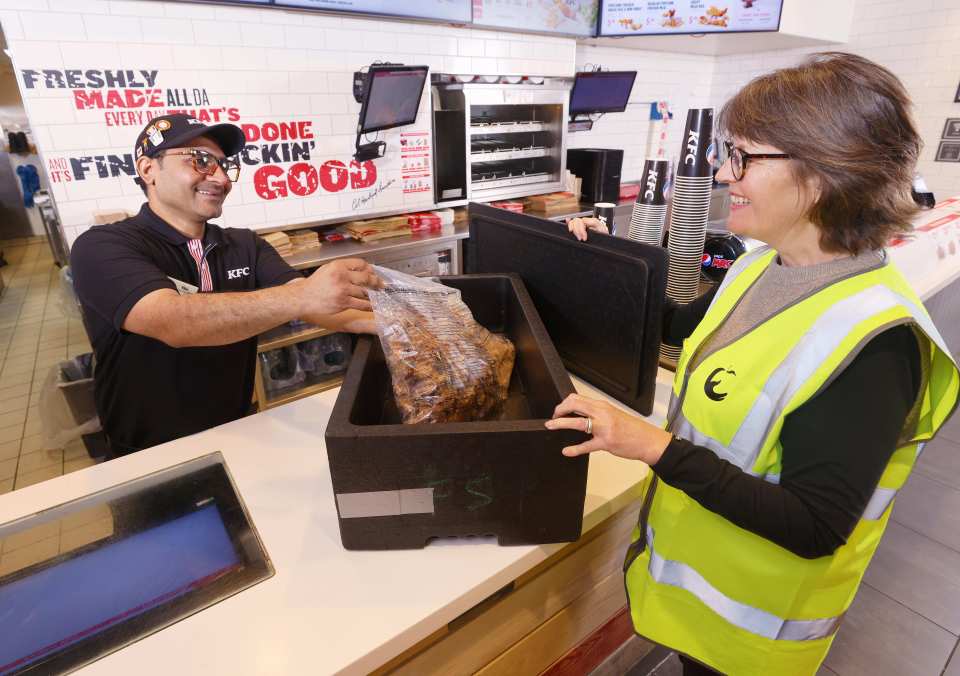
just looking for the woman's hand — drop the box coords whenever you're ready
[545,393,673,465]
[567,216,609,241]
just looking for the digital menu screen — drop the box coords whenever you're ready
[599,0,783,36]
[473,0,600,37]
[275,0,472,22]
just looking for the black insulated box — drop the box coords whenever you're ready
[465,203,668,416]
[325,274,589,550]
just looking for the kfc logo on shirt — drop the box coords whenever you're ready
[227,267,250,279]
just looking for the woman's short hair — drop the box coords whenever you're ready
[717,52,920,255]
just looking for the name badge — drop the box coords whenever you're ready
[168,276,199,295]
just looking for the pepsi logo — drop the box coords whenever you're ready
[701,254,733,270]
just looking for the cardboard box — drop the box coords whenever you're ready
[92,210,129,225]
[325,274,588,550]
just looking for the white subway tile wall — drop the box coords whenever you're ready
[0,0,957,245]
[0,2,576,246]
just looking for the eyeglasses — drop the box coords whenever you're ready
[157,149,241,182]
[723,141,791,181]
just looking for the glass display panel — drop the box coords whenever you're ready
[0,453,272,675]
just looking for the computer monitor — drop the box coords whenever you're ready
[569,71,637,116]
[358,65,429,134]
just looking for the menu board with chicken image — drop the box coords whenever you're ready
[599,0,782,36]
[474,0,600,37]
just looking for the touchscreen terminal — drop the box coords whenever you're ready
[0,453,272,675]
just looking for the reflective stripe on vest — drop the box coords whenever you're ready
[859,442,926,520]
[671,279,950,522]
[673,280,952,471]
[862,487,898,521]
[645,526,844,641]
[709,244,774,303]
[677,284,912,471]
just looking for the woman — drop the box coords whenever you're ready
[550,52,959,675]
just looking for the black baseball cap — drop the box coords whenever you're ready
[134,114,246,160]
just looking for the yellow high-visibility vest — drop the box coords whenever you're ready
[624,246,959,675]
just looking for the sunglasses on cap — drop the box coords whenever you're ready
[156,148,241,182]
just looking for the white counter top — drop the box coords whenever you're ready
[0,372,672,676]
[887,197,960,300]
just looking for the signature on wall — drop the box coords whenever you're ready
[352,178,398,211]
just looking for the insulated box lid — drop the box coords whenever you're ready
[465,203,667,415]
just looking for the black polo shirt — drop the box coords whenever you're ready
[70,203,302,457]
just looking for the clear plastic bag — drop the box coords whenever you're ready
[57,265,84,320]
[297,334,351,376]
[259,346,306,394]
[39,354,101,452]
[369,266,515,424]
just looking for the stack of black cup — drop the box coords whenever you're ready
[661,108,714,363]
[627,157,671,246]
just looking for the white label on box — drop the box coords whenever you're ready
[336,488,435,518]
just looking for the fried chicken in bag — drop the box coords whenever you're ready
[368,267,515,424]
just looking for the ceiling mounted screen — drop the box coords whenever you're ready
[599,0,783,37]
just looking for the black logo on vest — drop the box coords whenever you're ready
[705,367,736,402]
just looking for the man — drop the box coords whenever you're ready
[70,114,380,457]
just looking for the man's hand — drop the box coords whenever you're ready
[298,258,381,320]
[123,258,382,348]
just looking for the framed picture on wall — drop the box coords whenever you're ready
[935,141,960,162]
[944,118,960,139]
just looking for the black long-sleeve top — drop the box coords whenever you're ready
[653,288,921,559]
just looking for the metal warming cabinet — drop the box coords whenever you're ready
[432,75,569,205]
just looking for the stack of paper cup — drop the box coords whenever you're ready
[627,158,671,246]
[661,108,714,363]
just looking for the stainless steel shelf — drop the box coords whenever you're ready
[470,147,549,163]
[470,121,547,135]
[281,224,469,271]
[434,75,570,207]
[470,173,552,191]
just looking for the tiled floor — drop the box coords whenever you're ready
[0,236,95,496]
[830,420,960,676]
